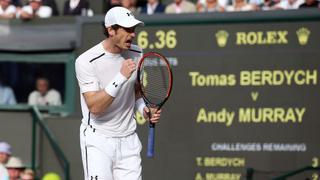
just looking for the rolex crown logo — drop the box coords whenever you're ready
[296,27,310,45]
[215,30,229,48]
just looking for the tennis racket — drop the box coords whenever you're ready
[137,52,173,158]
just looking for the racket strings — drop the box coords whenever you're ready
[140,59,170,105]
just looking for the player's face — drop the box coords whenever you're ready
[36,79,49,95]
[0,0,11,7]
[114,26,136,50]
[0,152,10,164]
[7,168,22,179]
[30,1,41,10]
[148,0,158,4]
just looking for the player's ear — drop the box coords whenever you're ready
[107,27,115,37]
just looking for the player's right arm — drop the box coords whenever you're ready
[82,91,114,115]
[77,58,136,116]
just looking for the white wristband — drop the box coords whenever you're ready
[135,98,146,115]
[104,72,127,97]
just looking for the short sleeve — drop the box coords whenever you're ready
[38,6,52,18]
[48,89,62,106]
[276,1,287,9]
[28,91,37,105]
[75,56,100,93]
[7,5,16,14]
[21,6,33,14]
[7,88,16,105]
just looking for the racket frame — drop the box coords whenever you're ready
[136,52,173,158]
[137,52,173,109]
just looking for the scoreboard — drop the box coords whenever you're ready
[133,11,320,180]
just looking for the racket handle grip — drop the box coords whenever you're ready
[147,123,155,158]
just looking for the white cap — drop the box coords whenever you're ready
[104,7,144,28]
[5,156,25,168]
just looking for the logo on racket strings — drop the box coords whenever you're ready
[140,71,148,88]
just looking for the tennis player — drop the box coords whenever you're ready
[75,6,162,180]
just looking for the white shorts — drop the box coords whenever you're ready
[80,123,142,180]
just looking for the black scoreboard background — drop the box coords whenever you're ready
[132,11,320,180]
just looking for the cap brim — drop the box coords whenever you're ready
[118,20,144,28]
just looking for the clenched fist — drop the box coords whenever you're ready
[120,59,136,79]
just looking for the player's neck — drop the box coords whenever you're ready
[103,39,122,54]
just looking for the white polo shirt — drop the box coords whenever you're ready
[276,0,304,9]
[20,5,52,18]
[0,5,16,16]
[28,89,62,106]
[0,163,9,180]
[75,42,142,137]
